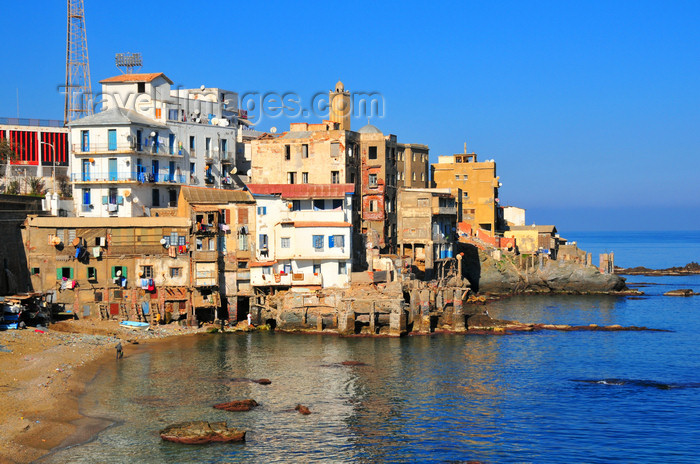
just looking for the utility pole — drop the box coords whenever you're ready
[64,0,93,125]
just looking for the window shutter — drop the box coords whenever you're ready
[69,268,74,279]
[225,209,230,224]
[56,268,61,280]
[329,235,334,248]
[111,266,116,279]
[102,196,108,205]
[123,267,127,278]
[117,196,124,205]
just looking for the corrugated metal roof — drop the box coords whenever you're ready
[180,186,255,204]
[247,183,354,199]
[67,107,167,128]
[26,215,190,228]
[99,72,173,84]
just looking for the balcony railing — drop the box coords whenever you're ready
[72,171,187,184]
[72,143,185,157]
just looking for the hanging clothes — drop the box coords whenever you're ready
[140,279,149,290]
[147,279,155,292]
[169,246,177,258]
[141,301,150,315]
[92,247,101,258]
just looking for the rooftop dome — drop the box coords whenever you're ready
[335,80,344,92]
[357,123,382,134]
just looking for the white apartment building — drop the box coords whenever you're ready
[68,72,248,217]
[247,184,354,289]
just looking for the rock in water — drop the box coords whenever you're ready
[295,404,311,415]
[664,289,696,297]
[213,399,259,412]
[159,421,245,444]
[256,378,272,385]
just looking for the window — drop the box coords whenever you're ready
[262,266,271,275]
[287,172,296,184]
[413,172,416,181]
[140,266,153,279]
[302,172,308,184]
[111,266,127,279]
[208,238,216,251]
[281,237,290,248]
[68,229,76,244]
[259,234,268,250]
[196,238,203,250]
[238,230,248,251]
[87,267,97,280]
[152,188,160,207]
[57,267,73,279]
[332,199,343,209]
[170,267,182,278]
[331,171,340,184]
[302,144,308,158]
[190,162,196,176]
[312,235,324,250]
[169,133,175,155]
[137,82,145,93]
[257,206,267,215]
[313,199,325,210]
[31,267,40,276]
[82,188,90,206]
[329,235,345,248]
[331,142,340,157]
[313,263,321,274]
[292,200,301,211]
[205,137,211,157]
[417,198,429,207]
[285,145,291,160]
[189,136,195,152]
[421,173,425,181]
[339,262,347,275]
[368,146,377,159]
[463,192,469,198]
[463,174,468,180]
[369,200,378,212]
[455,175,460,180]
[369,173,378,187]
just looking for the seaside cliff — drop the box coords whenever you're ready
[459,244,628,295]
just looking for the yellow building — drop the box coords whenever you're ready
[431,149,500,234]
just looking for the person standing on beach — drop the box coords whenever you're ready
[116,341,123,359]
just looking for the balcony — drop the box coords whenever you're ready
[72,143,184,157]
[204,176,216,184]
[252,271,322,287]
[194,222,219,235]
[193,250,219,261]
[220,151,232,163]
[71,171,187,184]
[433,206,458,216]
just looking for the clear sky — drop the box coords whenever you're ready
[1,0,698,231]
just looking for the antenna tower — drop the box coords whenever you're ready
[64,0,93,125]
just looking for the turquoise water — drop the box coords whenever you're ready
[44,233,700,463]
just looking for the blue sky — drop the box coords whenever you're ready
[2,0,698,231]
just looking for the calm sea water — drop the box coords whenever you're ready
[45,232,700,463]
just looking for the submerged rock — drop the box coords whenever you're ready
[340,361,368,366]
[664,289,697,297]
[295,404,311,415]
[159,421,245,444]
[213,399,259,412]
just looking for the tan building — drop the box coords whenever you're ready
[23,216,192,322]
[504,225,559,257]
[431,149,500,234]
[176,186,256,322]
[397,188,460,278]
[250,80,429,256]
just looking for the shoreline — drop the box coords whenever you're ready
[0,288,649,463]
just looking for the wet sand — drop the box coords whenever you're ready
[0,320,203,464]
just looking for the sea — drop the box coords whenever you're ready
[43,231,700,464]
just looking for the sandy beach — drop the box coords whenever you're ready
[0,320,204,464]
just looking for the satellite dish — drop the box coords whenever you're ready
[246,169,252,176]
[220,119,229,127]
[194,109,200,115]
[224,99,230,105]
[150,131,156,137]
[127,135,133,142]
[231,167,237,174]
[195,117,201,123]
[133,197,139,204]
[270,127,277,133]
[200,84,205,90]
[211,117,219,125]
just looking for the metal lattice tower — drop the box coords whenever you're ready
[64,0,93,125]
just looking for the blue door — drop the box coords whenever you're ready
[169,161,175,182]
[108,158,118,181]
[152,160,159,182]
[81,130,89,152]
[108,129,117,151]
[81,159,90,181]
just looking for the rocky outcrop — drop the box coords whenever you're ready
[295,404,311,415]
[159,421,245,444]
[466,247,628,294]
[618,262,700,276]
